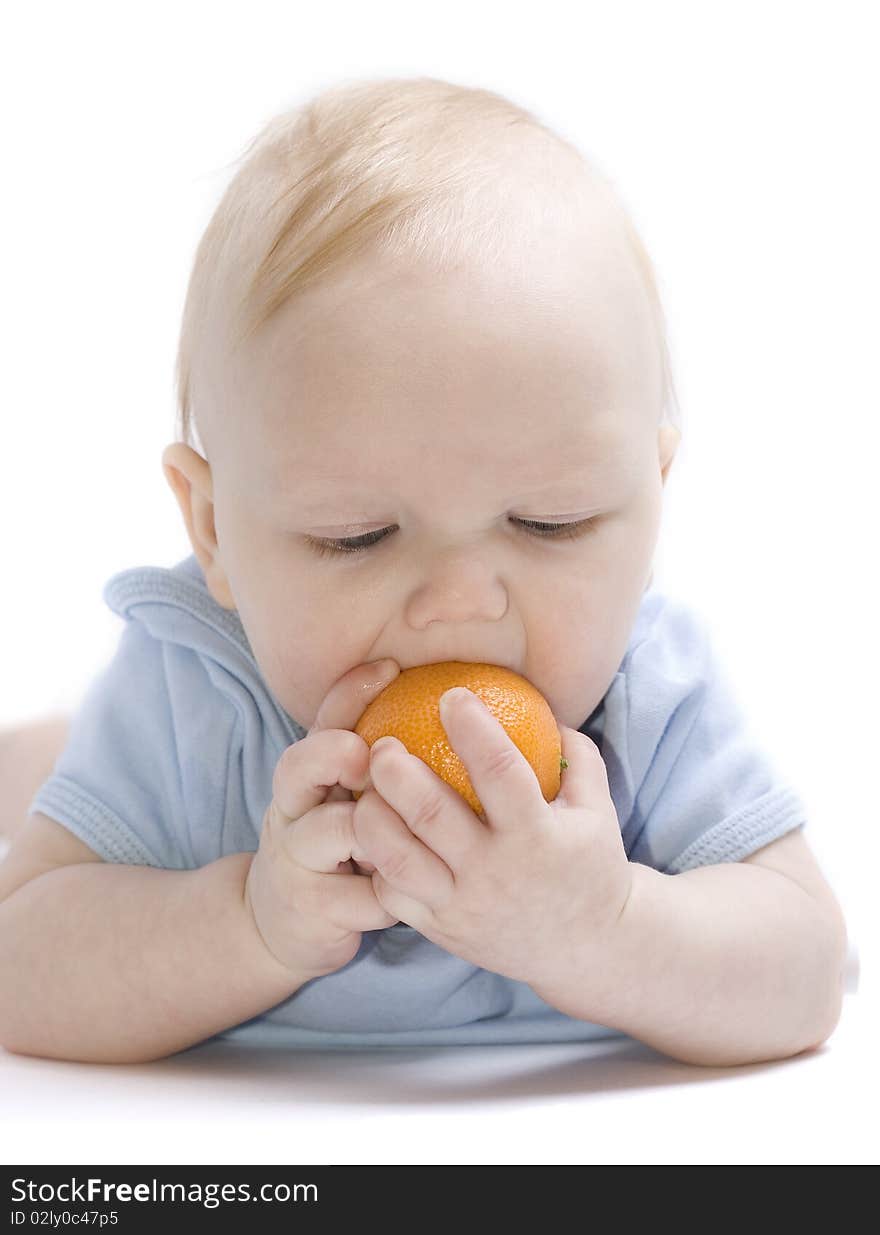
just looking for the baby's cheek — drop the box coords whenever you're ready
[278,674,324,730]
[251,637,323,729]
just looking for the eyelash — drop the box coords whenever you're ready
[304,517,599,558]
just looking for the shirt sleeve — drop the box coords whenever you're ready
[28,617,238,870]
[608,596,808,875]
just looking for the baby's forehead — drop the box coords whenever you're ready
[263,245,655,407]
[202,196,663,478]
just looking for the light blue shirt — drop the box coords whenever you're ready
[30,555,807,1049]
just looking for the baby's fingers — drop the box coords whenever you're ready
[305,660,401,806]
[315,869,399,933]
[272,729,372,824]
[281,800,366,874]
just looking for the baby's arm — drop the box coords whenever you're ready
[0,814,306,1063]
[0,660,399,1065]
[531,830,849,1067]
[0,716,69,842]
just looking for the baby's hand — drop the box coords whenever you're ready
[354,687,633,989]
[244,660,401,980]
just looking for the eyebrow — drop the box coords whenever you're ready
[273,440,636,514]
[285,477,626,519]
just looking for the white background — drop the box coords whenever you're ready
[1,0,877,1165]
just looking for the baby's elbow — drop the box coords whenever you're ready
[802,906,850,1053]
[0,1032,171,1066]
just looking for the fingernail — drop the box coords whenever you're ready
[363,661,399,691]
[372,736,402,756]
[439,687,473,717]
[370,659,397,675]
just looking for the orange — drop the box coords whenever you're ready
[353,661,567,818]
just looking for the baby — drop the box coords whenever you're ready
[0,77,848,1067]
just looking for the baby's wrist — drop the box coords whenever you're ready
[240,851,354,985]
[231,853,320,990]
[528,863,663,1024]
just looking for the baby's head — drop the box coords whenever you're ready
[163,77,681,731]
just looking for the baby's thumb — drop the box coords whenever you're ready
[307,660,400,805]
[309,659,401,737]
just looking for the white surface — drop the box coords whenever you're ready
[0,975,871,1166]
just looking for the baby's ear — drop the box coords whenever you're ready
[658,424,680,485]
[161,444,236,609]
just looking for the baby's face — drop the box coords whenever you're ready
[174,224,678,732]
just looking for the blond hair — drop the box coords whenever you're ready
[174,76,681,453]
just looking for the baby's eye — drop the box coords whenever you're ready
[303,517,599,558]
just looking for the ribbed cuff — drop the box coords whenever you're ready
[665,785,807,874]
[28,775,161,867]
